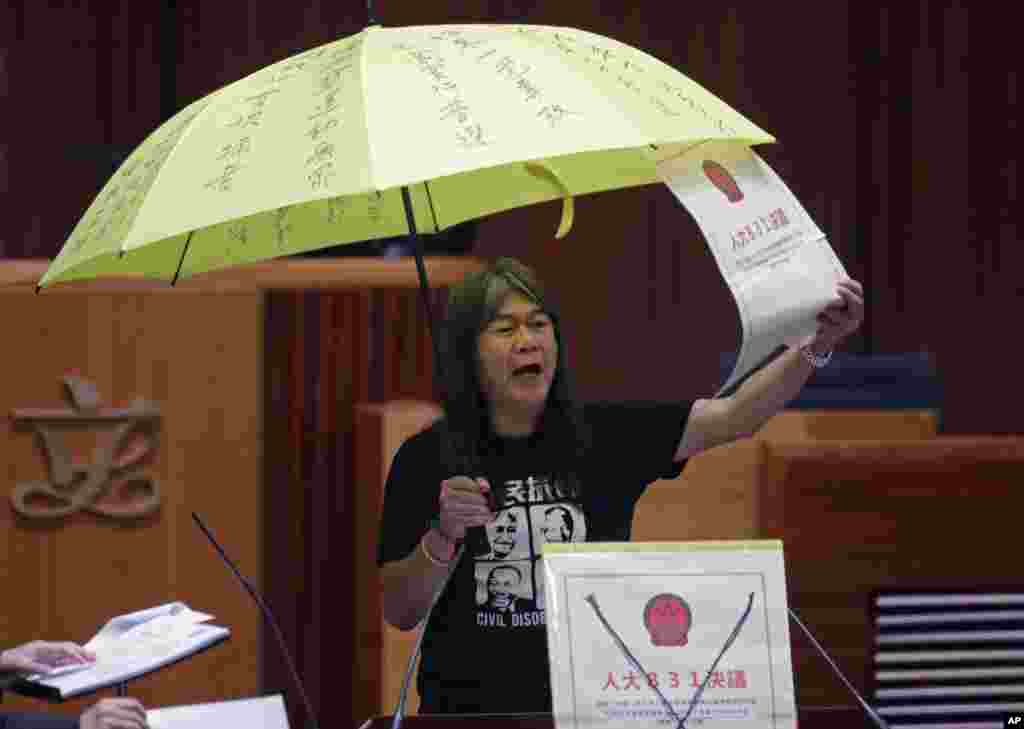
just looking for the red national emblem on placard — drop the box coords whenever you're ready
[703,159,744,203]
[643,593,693,647]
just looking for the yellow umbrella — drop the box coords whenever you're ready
[37,22,774,427]
[39,23,772,290]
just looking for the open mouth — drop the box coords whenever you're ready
[512,364,543,377]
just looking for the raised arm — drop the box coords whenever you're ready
[674,278,864,460]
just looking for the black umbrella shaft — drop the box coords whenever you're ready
[401,186,444,402]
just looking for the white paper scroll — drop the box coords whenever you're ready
[656,143,847,395]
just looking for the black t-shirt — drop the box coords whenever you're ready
[377,401,694,714]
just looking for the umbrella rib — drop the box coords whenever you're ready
[423,181,440,234]
[170,231,194,286]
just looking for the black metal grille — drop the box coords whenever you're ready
[872,590,1024,729]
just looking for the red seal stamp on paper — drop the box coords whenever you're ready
[643,593,693,647]
[703,159,744,203]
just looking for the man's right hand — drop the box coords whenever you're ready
[80,698,149,729]
[0,641,94,674]
[438,476,495,541]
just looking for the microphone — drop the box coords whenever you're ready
[391,542,467,729]
[191,512,321,729]
[788,606,890,729]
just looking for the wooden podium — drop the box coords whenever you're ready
[360,708,871,729]
[354,400,1024,727]
[759,437,1024,709]
[0,257,483,728]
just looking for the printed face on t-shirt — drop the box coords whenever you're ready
[484,508,523,559]
[474,475,587,627]
[486,565,523,609]
[539,505,574,543]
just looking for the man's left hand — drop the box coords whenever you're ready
[811,278,865,352]
[0,641,95,674]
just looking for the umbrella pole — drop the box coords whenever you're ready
[400,186,445,402]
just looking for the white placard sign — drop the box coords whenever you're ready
[543,541,796,729]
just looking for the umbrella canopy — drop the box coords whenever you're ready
[39,23,773,288]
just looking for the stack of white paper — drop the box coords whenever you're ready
[21,602,230,699]
[147,695,290,729]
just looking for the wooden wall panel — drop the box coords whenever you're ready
[354,401,444,720]
[262,287,444,728]
[0,1,11,259]
[175,0,366,109]
[0,288,264,721]
[6,0,165,259]
[758,438,1024,708]
[633,409,939,543]
[260,259,481,729]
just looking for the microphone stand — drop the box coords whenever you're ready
[391,543,467,729]
[192,512,321,729]
[788,607,890,729]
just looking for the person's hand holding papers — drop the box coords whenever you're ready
[1,640,149,729]
[0,641,95,675]
[10,603,229,701]
[809,279,865,354]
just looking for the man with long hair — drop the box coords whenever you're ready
[377,257,862,714]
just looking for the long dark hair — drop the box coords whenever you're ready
[438,257,589,492]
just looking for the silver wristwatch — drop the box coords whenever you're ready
[798,344,833,368]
